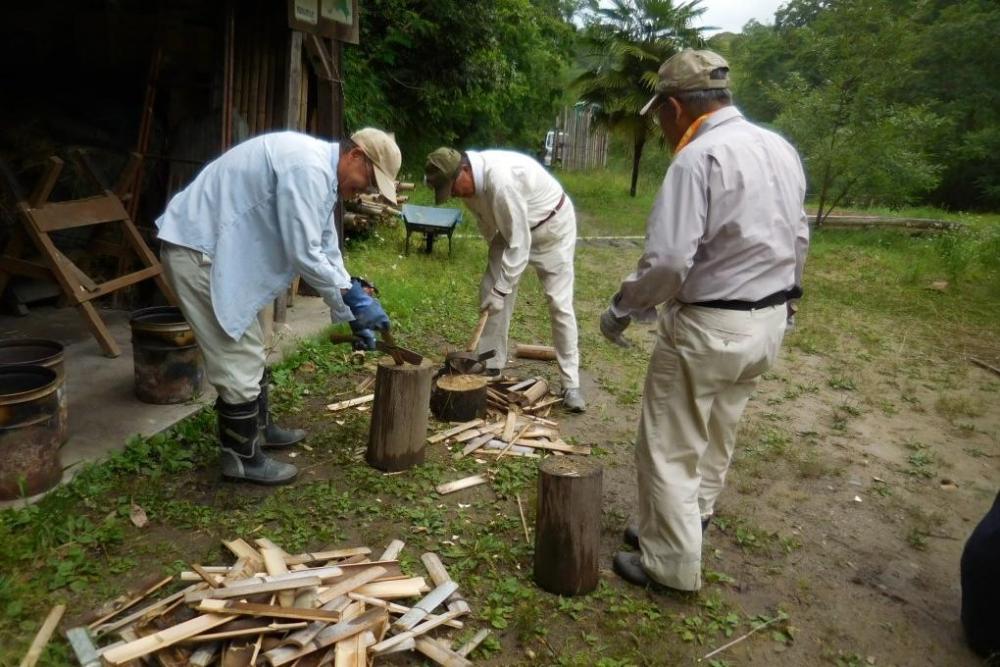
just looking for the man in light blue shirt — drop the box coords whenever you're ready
[157,128,401,485]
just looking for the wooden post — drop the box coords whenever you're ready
[367,358,434,471]
[533,456,602,596]
[430,374,487,422]
[513,344,557,361]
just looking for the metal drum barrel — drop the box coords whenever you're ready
[130,306,205,404]
[0,339,67,444]
[0,366,63,500]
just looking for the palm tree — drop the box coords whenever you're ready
[574,0,709,196]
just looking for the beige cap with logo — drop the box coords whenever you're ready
[351,127,402,204]
[640,49,730,115]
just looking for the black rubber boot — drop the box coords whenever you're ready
[217,398,297,485]
[258,371,306,448]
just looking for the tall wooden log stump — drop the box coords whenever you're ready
[430,374,487,422]
[367,358,434,471]
[533,455,602,596]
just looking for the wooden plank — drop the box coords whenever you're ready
[427,419,484,444]
[456,628,490,657]
[87,575,173,629]
[101,614,231,665]
[334,628,374,667]
[77,300,121,358]
[184,576,322,603]
[514,438,591,455]
[284,547,371,566]
[346,593,464,629]
[30,196,128,232]
[262,547,294,607]
[370,610,464,655]
[453,422,503,443]
[378,540,405,561]
[198,599,340,622]
[18,604,65,667]
[392,581,458,631]
[223,538,265,572]
[94,583,203,637]
[354,577,428,600]
[190,622,306,642]
[414,637,473,667]
[86,265,160,300]
[501,409,517,443]
[436,475,488,495]
[190,564,223,588]
[420,553,471,615]
[456,432,494,459]
[261,607,387,666]
[524,396,563,413]
[285,31,304,129]
[325,394,373,412]
[315,565,387,605]
[273,597,355,650]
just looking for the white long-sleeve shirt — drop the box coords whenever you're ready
[612,107,809,318]
[463,150,567,294]
[156,132,354,340]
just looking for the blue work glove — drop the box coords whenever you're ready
[600,306,631,348]
[342,278,390,332]
[349,323,377,351]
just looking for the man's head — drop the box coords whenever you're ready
[640,49,732,148]
[338,128,402,203]
[424,147,476,204]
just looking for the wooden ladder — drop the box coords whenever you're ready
[0,153,176,358]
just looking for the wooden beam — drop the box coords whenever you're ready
[28,157,63,209]
[18,604,65,667]
[197,600,341,623]
[101,614,232,665]
[29,196,128,233]
[184,576,322,603]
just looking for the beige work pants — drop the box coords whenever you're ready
[160,243,266,404]
[478,204,580,389]
[636,303,787,590]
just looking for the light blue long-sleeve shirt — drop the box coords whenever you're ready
[156,132,354,340]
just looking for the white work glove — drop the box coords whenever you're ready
[600,307,631,347]
[480,287,506,315]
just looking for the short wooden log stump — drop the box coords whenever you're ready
[430,374,487,422]
[533,455,603,596]
[366,358,434,471]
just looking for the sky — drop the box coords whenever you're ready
[696,0,786,34]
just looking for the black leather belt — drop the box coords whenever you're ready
[530,193,566,231]
[690,288,799,311]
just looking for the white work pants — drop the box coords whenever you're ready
[478,205,580,389]
[636,303,787,590]
[160,243,265,404]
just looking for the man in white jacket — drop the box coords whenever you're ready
[157,128,401,485]
[424,147,584,412]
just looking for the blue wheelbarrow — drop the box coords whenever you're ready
[402,204,462,255]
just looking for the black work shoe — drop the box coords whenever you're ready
[612,552,689,594]
[483,368,502,378]
[623,517,712,550]
[258,374,306,448]
[217,399,297,485]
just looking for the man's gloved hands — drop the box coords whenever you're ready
[349,322,377,351]
[342,277,390,332]
[480,287,506,316]
[600,307,632,347]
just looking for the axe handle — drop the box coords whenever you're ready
[467,311,489,352]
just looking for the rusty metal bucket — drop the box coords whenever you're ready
[0,339,68,445]
[0,366,63,500]
[130,306,205,404]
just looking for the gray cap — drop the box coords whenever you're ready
[640,49,730,115]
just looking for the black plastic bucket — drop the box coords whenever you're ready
[0,366,62,499]
[0,339,67,445]
[130,306,204,404]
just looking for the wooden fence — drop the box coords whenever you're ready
[556,105,609,170]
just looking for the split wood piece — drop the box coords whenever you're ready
[185,576,322,604]
[261,607,387,666]
[284,547,371,566]
[190,621,307,642]
[346,593,464,629]
[315,566,388,606]
[275,596,353,650]
[524,396,563,413]
[453,422,504,443]
[370,610,464,655]
[514,439,591,455]
[420,553,471,615]
[436,474,488,495]
[516,494,531,543]
[336,554,371,566]
[534,456,603,596]
[507,377,540,393]
[198,599,341,623]
[496,424,532,461]
[431,374,488,422]
[477,448,540,459]
[93,583,204,636]
[262,547,294,607]
[253,537,289,554]
[456,432,495,459]
[367,358,435,471]
[179,566,230,581]
[221,641,252,667]
[334,628,375,667]
[191,564,224,588]
[525,414,558,427]
[355,376,375,394]
[326,395,374,412]
[223,538,265,572]
[189,641,221,667]
[212,565,344,589]
[379,540,405,561]
[102,613,231,665]
[86,575,173,629]
[513,344,557,361]
[392,581,459,631]
[19,604,65,667]
[515,379,549,407]
[427,419,484,444]
[414,637,474,667]
[65,627,101,667]
[523,426,559,439]
[354,577,429,600]
[224,556,256,584]
[456,628,491,657]
[330,560,402,583]
[501,409,518,443]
